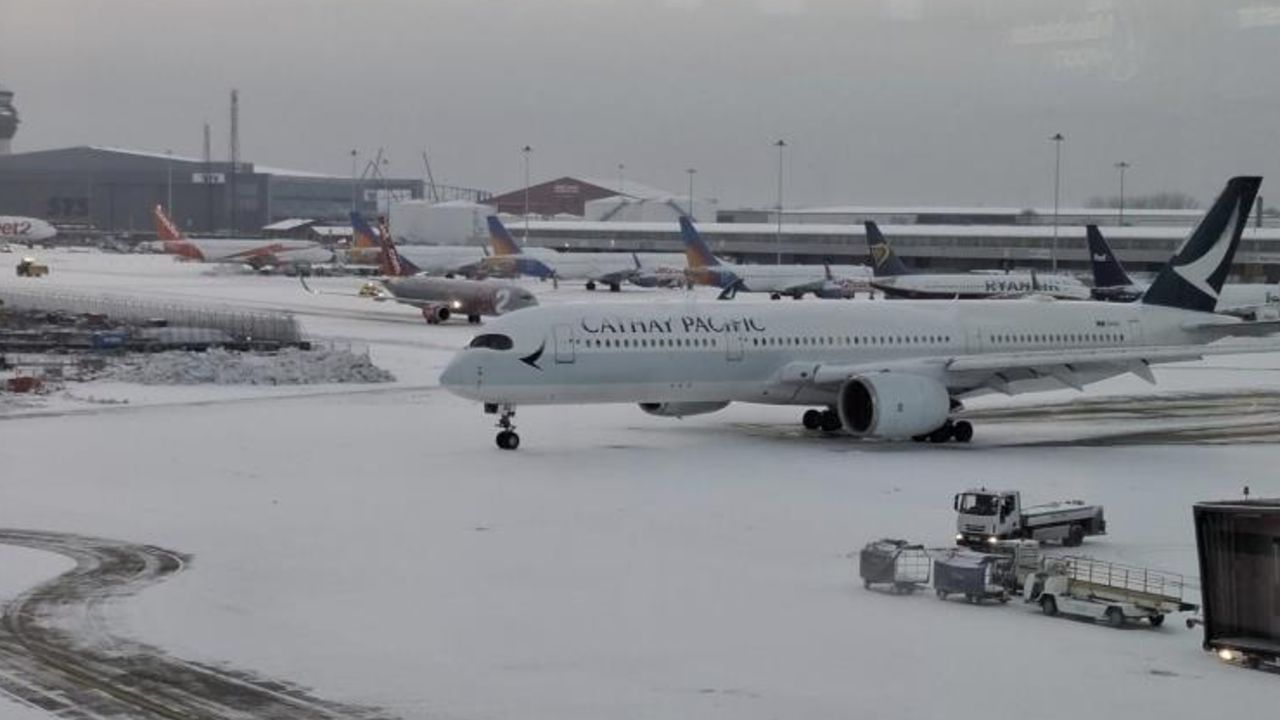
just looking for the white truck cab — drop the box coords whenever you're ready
[954,489,1105,548]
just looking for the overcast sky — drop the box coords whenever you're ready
[3,0,1279,208]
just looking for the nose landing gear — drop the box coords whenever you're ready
[493,405,520,450]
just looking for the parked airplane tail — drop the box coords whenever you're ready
[678,216,720,269]
[351,211,419,277]
[1086,225,1134,289]
[1142,176,1262,313]
[864,222,912,277]
[486,216,523,257]
[152,205,185,241]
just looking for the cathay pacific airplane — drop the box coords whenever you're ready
[1087,224,1280,316]
[679,216,872,299]
[442,177,1278,450]
[866,222,1091,300]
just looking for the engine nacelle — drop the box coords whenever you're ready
[836,373,950,439]
[422,305,452,324]
[639,401,730,418]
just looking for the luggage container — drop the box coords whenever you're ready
[933,551,1010,604]
[1194,499,1280,669]
[857,539,930,594]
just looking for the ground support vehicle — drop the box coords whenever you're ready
[1024,556,1196,628]
[15,257,48,277]
[1193,499,1280,669]
[933,551,1011,604]
[857,539,931,594]
[955,489,1105,547]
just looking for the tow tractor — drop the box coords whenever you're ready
[1024,556,1197,628]
[954,488,1105,548]
[15,257,48,277]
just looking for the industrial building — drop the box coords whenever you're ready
[486,176,677,217]
[0,146,424,235]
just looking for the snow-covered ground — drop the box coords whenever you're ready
[1,249,1277,718]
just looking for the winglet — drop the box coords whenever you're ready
[678,216,720,268]
[864,221,911,277]
[1086,225,1134,289]
[1141,176,1262,312]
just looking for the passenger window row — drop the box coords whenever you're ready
[991,332,1124,344]
[581,337,717,349]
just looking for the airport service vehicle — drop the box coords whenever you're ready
[15,257,48,277]
[932,550,1011,604]
[1024,556,1196,628]
[152,205,332,269]
[0,215,57,245]
[442,177,1280,450]
[954,489,1105,547]
[485,216,684,291]
[1086,224,1280,318]
[1193,499,1280,669]
[679,216,871,300]
[857,539,931,594]
[866,221,1091,300]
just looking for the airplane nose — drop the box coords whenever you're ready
[439,351,476,397]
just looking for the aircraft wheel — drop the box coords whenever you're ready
[1106,607,1125,628]
[1149,614,1165,627]
[586,281,597,291]
[609,282,621,292]
[820,411,843,433]
[496,430,521,450]
[911,434,928,442]
[467,314,482,324]
[928,422,953,444]
[952,421,974,443]
[802,409,823,430]
[769,293,782,300]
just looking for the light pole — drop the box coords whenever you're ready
[350,149,358,213]
[380,156,390,216]
[165,149,173,219]
[522,145,532,243]
[685,168,697,218]
[1050,133,1064,273]
[1115,160,1130,225]
[774,139,786,265]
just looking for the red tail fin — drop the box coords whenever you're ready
[153,205,184,241]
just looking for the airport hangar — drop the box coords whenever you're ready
[0,146,425,237]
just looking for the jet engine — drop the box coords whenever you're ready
[639,401,730,418]
[422,305,452,324]
[836,373,950,439]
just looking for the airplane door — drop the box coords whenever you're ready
[726,332,743,362]
[553,324,576,364]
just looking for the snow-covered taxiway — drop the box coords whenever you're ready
[0,250,1276,718]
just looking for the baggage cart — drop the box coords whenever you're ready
[858,539,930,594]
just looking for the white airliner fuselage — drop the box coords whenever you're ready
[872,272,1091,300]
[0,216,57,244]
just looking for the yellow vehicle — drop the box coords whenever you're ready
[16,257,49,277]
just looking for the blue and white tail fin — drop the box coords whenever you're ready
[483,215,555,279]
[1141,176,1262,312]
[864,221,912,277]
[486,215,523,257]
[1086,225,1134,289]
[678,216,721,268]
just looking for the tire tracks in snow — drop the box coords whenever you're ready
[0,529,398,719]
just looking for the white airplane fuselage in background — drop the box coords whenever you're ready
[871,272,1092,300]
[0,216,57,244]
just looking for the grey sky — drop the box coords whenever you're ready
[2,0,1278,208]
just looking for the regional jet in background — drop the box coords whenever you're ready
[343,213,487,276]
[151,205,332,270]
[679,216,872,300]
[0,215,57,246]
[442,177,1278,450]
[305,212,536,324]
[865,221,1091,300]
[484,216,685,292]
[1086,224,1280,317]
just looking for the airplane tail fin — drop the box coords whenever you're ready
[864,221,911,277]
[678,216,719,269]
[352,211,418,277]
[153,204,185,241]
[1086,225,1134,289]
[486,216,522,256]
[1141,176,1262,312]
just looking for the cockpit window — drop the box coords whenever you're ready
[468,334,513,350]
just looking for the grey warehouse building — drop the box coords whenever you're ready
[0,146,423,235]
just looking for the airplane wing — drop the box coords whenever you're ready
[771,341,1280,398]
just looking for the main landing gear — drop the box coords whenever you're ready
[912,419,973,444]
[802,408,843,432]
[488,403,520,450]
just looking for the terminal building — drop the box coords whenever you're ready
[0,146,424,235]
